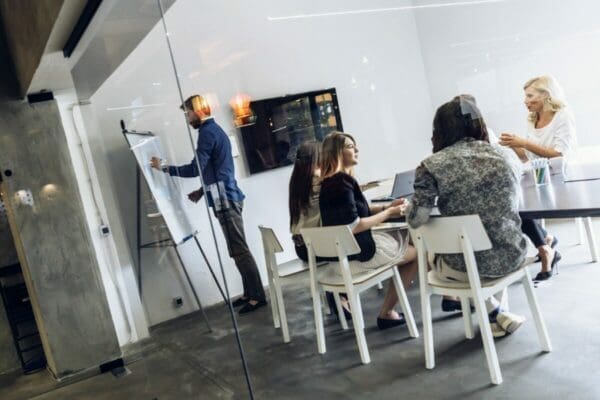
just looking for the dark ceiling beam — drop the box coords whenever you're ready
[0,17,19,100]
[62,0,102,58]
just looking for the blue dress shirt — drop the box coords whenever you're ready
[168,118,245,207]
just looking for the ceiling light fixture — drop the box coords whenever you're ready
[268,0,505,21]
[106,103,166,111]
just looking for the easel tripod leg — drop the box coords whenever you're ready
[173,245,212,333]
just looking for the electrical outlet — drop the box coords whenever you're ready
[100,224,110,236]
[173,297,183,308]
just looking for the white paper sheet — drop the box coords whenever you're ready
[125,132,196,244]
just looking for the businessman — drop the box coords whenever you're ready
[151,95,266,314]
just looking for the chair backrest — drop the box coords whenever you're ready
[409,215,491,254]
[300,225,361,258]
[258,225,284,253]
[410,215,491,294]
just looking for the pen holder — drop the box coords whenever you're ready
[534,165,550,185]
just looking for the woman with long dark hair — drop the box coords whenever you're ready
[289,142,322,261]
[289,142,350,317]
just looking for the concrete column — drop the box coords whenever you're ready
[0,197,21,374]
[0,99,120,379]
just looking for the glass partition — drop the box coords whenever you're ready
[72,0,254,398]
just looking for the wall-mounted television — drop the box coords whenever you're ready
[239,88,343,174]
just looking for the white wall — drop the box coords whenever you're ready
[87,0,433,325]
[55,89,149,345]
[414,0,600,146]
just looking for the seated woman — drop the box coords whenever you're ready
[318,132,418,330]
[289,141,348,317]
[289,142,322,262]
[500,75,575,280]
[407,95,527,337]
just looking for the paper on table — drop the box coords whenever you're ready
[563,163,600,182]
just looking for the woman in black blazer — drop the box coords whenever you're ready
[319,132,417,330]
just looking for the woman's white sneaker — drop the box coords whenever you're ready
[496,311,526,334]
[490,322,508,338]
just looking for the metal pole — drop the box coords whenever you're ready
[156,1,255,398]
[193,236,227,303]
[136,167,142,297]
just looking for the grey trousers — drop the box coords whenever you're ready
[215,201,265,301]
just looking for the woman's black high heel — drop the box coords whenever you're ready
[377,313,406,330]
[534,251,561,281]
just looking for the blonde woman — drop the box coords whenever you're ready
[500,75,576,280]
[500,75,577,160]
[318,132,418,330]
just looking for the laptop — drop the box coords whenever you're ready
[371,170,416,202]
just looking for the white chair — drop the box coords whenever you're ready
[258,226,331,343]
[409,215,552,385]
[301,225,419,364]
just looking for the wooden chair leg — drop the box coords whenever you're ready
[272,276,290,343]
[267,273,280,329]
[498,287,509,311]
[333,291,349,330]
[354,294,365,330]
[522,269,552,352]
[421,290,435,369]
[392,269,419,338]
[348,291,370,364]
[473,295,502,385]
[460,297,474,339]
[310,281,326,354]
[321,290,331,315]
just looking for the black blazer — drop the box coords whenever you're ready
[319,172,375,261]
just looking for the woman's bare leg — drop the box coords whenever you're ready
[379,245,418,319]
[538,245,555,272]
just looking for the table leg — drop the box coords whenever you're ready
[584,217,598,262]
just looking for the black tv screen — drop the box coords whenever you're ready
[239,88,343,174]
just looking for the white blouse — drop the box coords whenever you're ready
[525,108,577,160]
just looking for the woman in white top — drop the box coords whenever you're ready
[500,75,576,280]
[500,75,577,160]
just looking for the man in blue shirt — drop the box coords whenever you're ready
[151,95,266,314]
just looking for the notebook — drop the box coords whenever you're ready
[371,170,416,202]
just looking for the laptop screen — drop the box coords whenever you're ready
[390,170,416,199]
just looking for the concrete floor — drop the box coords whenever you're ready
[1,219,599,400]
